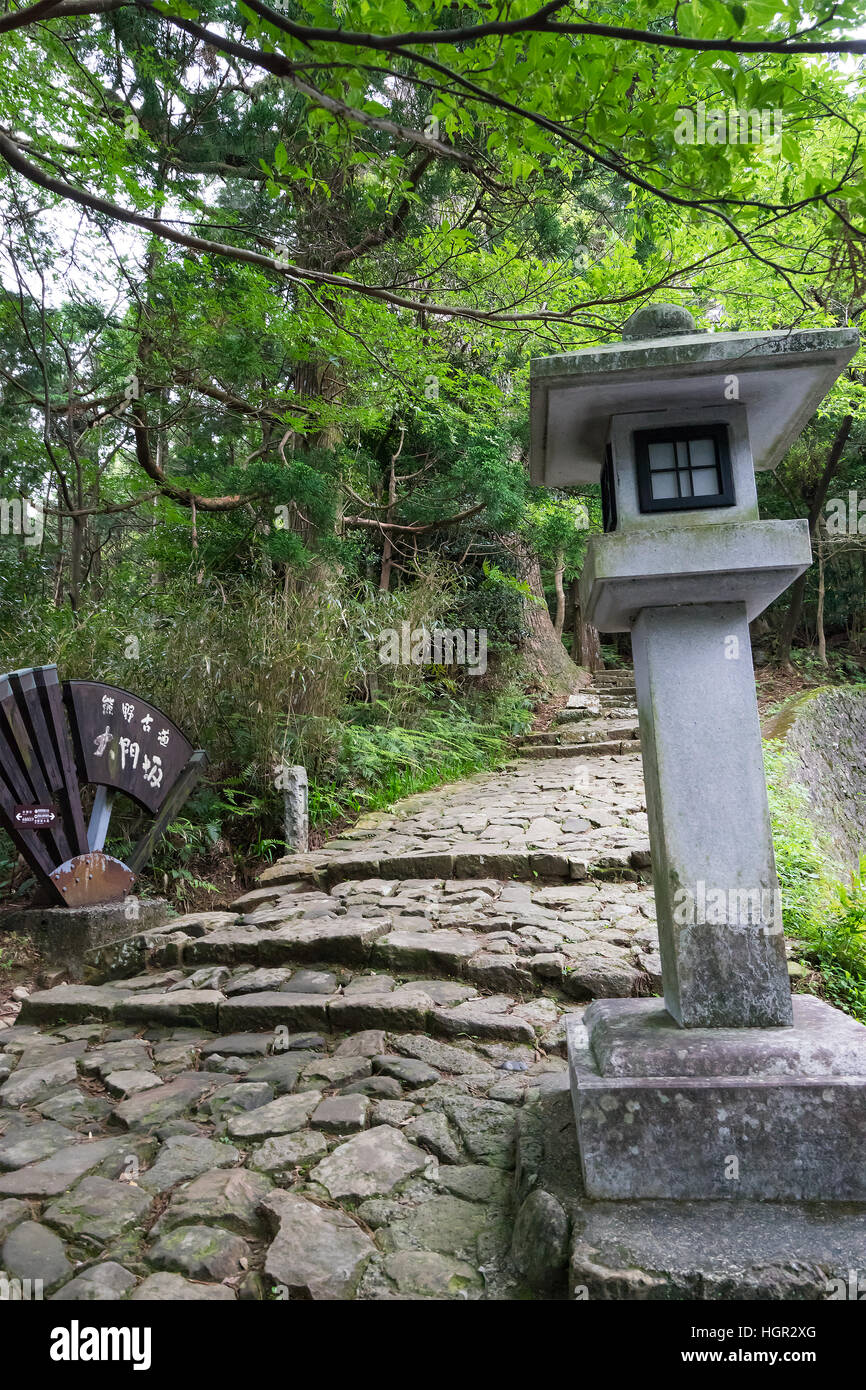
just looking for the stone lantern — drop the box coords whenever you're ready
[530,306,866,1200]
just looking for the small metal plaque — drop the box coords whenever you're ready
[49,851,134,907]
[13,803,58,828]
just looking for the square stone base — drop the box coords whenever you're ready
[569,996,866,1200]
[3,898,169,979]
[569,1197,866,1300]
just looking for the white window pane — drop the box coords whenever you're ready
[689,438,716,469]
[678,469,693,497]
[651,471,678,500]
[692,467,721,497]
[676,440,690,469]
[648,441,675,471]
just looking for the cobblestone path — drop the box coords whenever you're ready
[0,669,661,1300]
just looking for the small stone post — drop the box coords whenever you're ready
[283,765,309,854]
[632,601,790,1027]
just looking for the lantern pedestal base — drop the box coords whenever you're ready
[569,997,866,1201]
[566,1191,866,1300]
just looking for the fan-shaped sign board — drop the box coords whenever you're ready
[0,665,206,907]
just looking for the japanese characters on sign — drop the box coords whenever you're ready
[14,803,57,828]
[95,694,170,790]
[64,682,194,815]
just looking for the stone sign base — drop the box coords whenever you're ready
[3,897,170,980]
[568,996,866,1201]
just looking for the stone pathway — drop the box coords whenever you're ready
[0,670,659,1301]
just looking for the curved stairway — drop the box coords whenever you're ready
[516,668,640,758]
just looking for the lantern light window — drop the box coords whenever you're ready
[635,423,735,514]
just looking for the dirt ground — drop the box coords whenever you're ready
[755,661,817,716]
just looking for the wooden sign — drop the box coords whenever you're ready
[0,665,206,907]
[63,682,194,816]
[14,803,57,828]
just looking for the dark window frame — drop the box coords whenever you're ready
[634,423,735,514]
[601,443,618,532]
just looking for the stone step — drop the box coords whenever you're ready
[254,833,648,887]
[556,707,637,725]
[525,725,639,745]
[518,740,641,759]
[0,688,666,1307]
[75,912,654,1000]
[56,867,660,1037]
[255,849,574,888]
[248,755,650,895]
[16,979,571,1047]
[0,1012,567,1303]
[565,693,600,710]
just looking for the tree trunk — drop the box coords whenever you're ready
[293,359,343,451]
[513,539,587,693]
[553,549,566,637]
[572,577,604,671]
[53,484,64,607]
[68,514,84,612]
[777,414,853,667]
[378,430,404,593]
[816,531,827,666]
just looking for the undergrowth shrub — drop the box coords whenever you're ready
[763,742,830,938]
[0,563,531,905]
[764,740,866,1022]
[805,858,866,1022]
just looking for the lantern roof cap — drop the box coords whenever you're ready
[530,317,858,486]
[622,302,698,339]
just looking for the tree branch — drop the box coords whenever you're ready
[210,0,866,57]
[343,502,485,533]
